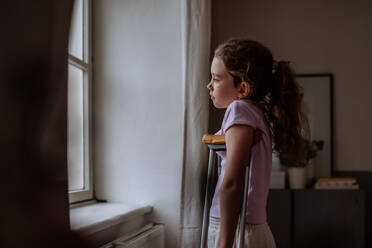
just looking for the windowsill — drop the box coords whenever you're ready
[70,202,153,237]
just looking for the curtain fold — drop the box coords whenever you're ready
[179,0,211,247]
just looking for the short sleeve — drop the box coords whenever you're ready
[222,100,257,133]
[215,129,223,135]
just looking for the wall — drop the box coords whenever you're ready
[211,0,372,171]
[93,0,183,247]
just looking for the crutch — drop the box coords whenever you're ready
[200,134,251,248]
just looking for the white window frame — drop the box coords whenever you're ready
[68,0,93,204]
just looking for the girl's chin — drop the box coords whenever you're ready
[213,101,228,109]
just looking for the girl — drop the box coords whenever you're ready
[206,39,309,248]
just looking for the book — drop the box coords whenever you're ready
[316,181,355,186]
[313,177,359,190]
[313,184,359,190]
[317,177,356,182]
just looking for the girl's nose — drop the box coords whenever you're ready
[207,81,212,90]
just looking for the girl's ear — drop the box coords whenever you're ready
[237,81,251,99]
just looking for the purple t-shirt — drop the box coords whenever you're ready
[209,99,272,224]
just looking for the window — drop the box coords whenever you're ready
[68,0,92,203]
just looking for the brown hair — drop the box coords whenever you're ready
[214,39,310,166]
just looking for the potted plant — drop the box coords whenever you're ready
[280,139,324,189]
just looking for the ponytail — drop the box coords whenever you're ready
[267,61,310,166]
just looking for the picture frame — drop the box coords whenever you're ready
[296,74,334,178]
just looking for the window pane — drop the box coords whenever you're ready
[68,64,84,191]
[69,0,83,60]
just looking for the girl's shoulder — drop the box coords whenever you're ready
[221,100,261,133]
[226,99,262,117]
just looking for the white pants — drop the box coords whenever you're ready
[207,217,276,248]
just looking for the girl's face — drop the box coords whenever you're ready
[207,57,239,108]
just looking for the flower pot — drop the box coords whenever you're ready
[288,167,307,189]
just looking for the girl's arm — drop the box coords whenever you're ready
[218,124,254,248]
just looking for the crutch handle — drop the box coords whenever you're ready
[202,134,226,145]
[202,129,263,145]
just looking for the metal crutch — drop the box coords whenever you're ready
[237,160,250,248]
[200,136,251,248]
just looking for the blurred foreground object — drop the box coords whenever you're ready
[0,1,92,247]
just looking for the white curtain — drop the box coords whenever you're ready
[179,0,211,247]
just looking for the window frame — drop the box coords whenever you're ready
[68,0,93,204]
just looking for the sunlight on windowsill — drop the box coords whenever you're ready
[70,202,153,236]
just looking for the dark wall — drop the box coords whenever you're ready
[0,1,90,247]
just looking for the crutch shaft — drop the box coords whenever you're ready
[237,166,250,248]
[200,149,217,248]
